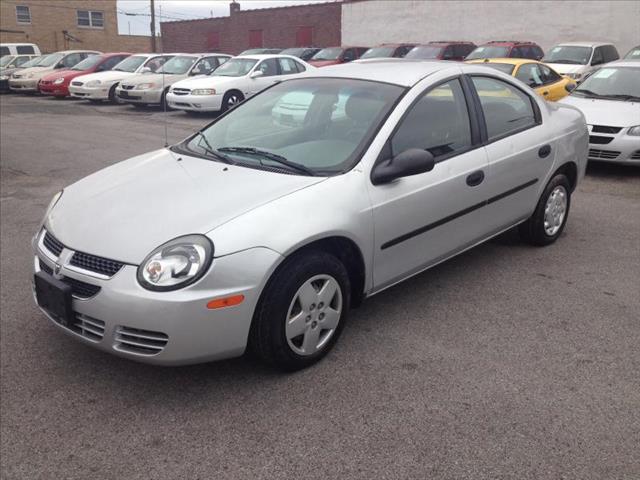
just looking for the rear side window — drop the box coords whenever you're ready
[472,76,537,141]
[278,57,299,75]
[532,46,544,59]
[16,45,34,54]
[391,79,472,159]
[342,49,356,62]
[603,45,619,62]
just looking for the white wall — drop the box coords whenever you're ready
[342,0,640,56]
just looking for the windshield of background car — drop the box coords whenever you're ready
[157,56,197,74]
[71,54,103,70]
[38,53,64,67]
[212,58,257,77]
[180,78,404,175]
[281,48,304,57]
[466,46,510,59]
[405,46,443,59]
[481,62,516,75]
[311,48,343,61]
[21,56,44,67]
[573,67,640,99]
[360,47,396,59]
[624,47,640,60]
[0,56,14,67]
[543,46,591,65]
[112,55,146,72]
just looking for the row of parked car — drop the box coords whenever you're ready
[1,41,639,165]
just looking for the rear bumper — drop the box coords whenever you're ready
[166,92,223,112]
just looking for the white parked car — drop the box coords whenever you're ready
[167,54,313,113]
[9,50,100,92]
[116,53,231,108]
[0,42,41,57]
[69,53,175,103]
[559,61,640,164]
[543,42,620,82]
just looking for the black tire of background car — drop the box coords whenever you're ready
[222,90,244,112]
[249,250,351,371]
[108,84,119,104]
[519,173,571,246]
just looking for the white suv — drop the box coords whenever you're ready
[543,42,620,82]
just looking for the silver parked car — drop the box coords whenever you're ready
[559,61,640,164]
[33,60,588,370]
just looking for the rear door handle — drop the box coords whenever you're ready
[466,170,485,187]
[538,144,552,158]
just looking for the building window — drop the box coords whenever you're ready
[16,5,31,24]
[296,26,313,47]
[77,10,104,28]
[249,30,263,48]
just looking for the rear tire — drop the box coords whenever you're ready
[519,174,571,246]
[249,251,350,371]
[221,91,244,112]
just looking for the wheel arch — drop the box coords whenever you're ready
[552,161,578,192]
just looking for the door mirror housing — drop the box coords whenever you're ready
[140,67,152,74]
[250,70,264,79]
[371,148,435,185]
[55,62,65,69]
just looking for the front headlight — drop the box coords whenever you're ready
[53,77,65,84]
[0,75,7,81]
[85,79,101,87]
[42,191,63,226]
[566,73,583,80]
[137,234,213,291]
[628,126,640,136]
[135,82,156,90]
[191,88,216,95]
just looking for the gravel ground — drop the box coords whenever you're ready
[1,94,639,480]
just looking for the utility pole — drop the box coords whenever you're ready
[150,0,157,53]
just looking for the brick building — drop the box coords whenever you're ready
[161,1,342,55]
[0,0,154,54]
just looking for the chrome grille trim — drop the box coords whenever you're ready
[588,148,620,160]
[114,326,168,356]
[73,314,106,341]
[43,231,64,257]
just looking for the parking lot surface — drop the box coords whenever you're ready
[1,94,639,479]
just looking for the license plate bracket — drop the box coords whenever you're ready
[34,271,73,326]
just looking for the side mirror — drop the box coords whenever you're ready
[140,67,152,74]
[55,62,65,69]
[565,82,576,93]
[250,70,264,79]
[371,148,435,185]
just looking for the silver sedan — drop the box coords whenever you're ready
[33,60,588,370]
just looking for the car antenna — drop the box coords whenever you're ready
[159,3,168,148]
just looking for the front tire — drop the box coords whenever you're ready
[519,174,571,246]
[221,91,244,112]
[249,251,350,371]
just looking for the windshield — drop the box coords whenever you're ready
[572,67,640,99]
[21,56,43,67]
[405,46,442,59]
[361,47,395,59]
[38,53,64,67]
[0,56,14,68]
[212,58,257,77]
[311,48,343,61]
[543,46,591,65]
[466,46,509,60]
[179,78,404,175]
[157,56,197,74]
[113,55,146,72]
[71,55,102,70]
[625,47,640,59]
[481,62,515,75]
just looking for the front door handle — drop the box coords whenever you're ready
[466,170,485,187]
[538,144,552,158]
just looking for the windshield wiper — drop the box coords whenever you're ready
[572,88,602,98]
[599,94,640,102]
[194,132,235,164]
[548,59,582,64]
[217,147,315,175]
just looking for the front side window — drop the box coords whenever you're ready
[515,63,544,87]
[391,79,472,159]
[180,78,403,175]
[16,5,31,24]
[77,10,103,28]
[0,46,10,57]
[472,76,537,141]
[256,59,278,77]
[543,46,592,65]
[71,55,103,71]
[539,64,561,84]
[213,58,257,77]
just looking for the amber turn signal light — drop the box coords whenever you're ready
[206,294,245,310]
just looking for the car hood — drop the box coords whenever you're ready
[75,70,136,84]
[545,63,587,75]
[171,75,239,89]
[41,69,78,81]
[309,60,341,67]
[559,95,640,126]
[47,148,325,264]
[1,66,23,76]
[121,72,186,87]
[13,66,53,77]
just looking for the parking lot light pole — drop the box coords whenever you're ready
[150,0,157,53]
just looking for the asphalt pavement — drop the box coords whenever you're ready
[1,94,639,479]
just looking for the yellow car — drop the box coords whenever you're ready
[466,58,577,101]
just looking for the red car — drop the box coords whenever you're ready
[465,41,544,61]
[38,52,131,97]
[405,41,477,61]
[360,43,416,59]
[308,46,368,67]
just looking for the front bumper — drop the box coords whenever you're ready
[39,82,69,97]
[167,92,223,112]
[9,77,38,92]
[116,86,163,104]
[32,231,283,366]
[588,126,640,164]
[69,84,110,100]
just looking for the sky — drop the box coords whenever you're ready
[117,0,336,36]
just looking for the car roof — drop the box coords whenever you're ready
[234,54,300,60]
[466,57,539,66]
[606,60,640,68]
[305,59,468,86]
[54,50,101,54]
[552,41,613,48]
[483,41,538,46]
[428,41,475,46]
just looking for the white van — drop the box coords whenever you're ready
[0,43,41,57]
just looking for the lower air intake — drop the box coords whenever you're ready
[114,326,168,356]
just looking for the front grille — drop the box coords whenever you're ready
[631,150,640,160]
[588,148,620,160]
[43,231,64,257]
[71,314,105,341]
[591,125,622,134]
[71,81,83,86]
[121,84,135,90]
[589,135,613,145]
[171,88,190,96]
[12,74,22,79]
[39,259,101,299]
[70,251,124,277]
[115,326,168,355]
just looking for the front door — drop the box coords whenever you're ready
[246,58,281,97]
